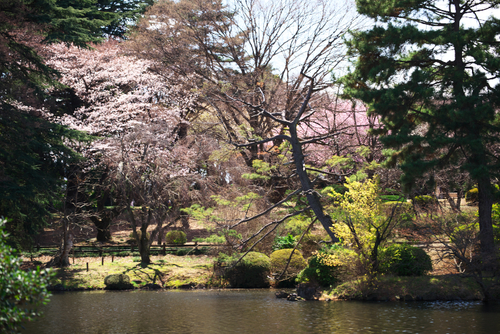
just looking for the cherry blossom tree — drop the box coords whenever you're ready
[41,41,208,264]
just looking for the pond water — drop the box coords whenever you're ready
[22,290,500,334]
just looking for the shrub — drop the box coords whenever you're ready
[270,249,307,286]
[413,195,438,209]
[449,208,500,252]
[104,274,134,290]
[175,247,208,256]
[193,234,226,244]
[300,233,325,257]
[491,204,500,243]
[380,243,432,276]
[0,220,51,333]
[382,201,414,223]
[272,234,296,251]
[165,230,187,245]
[465,188,478,203]
[297,252,340,287]
[221,252,271,288]
[297,244,358,286]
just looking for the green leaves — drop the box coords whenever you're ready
[0,219,52,333]
[346,0,500,186]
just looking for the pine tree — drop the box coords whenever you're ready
[344,0,500,261]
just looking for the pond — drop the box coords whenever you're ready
[22,290,500,334]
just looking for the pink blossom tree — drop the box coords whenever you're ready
[41,41,209,264]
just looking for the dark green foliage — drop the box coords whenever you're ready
[413,195,438,210]
[344,0,500,257]
[297,247,343,287]
[380,244,432,276]
[221,252,271,288]
[0,104,87,245]
[272,234,297,251]
[0,220,51,332]
[0,0,149,247]
[165,230,187,245]
[175,247,208,256]
[96,0,154,38]
[104,274,134,290]
[329,184,348,195]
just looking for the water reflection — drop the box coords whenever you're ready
[22,290,500,334]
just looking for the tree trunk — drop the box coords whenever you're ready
[128,207,152,264]
[443,189,460,213]
[51,218,74,267]
[370,232,382,274]
[92,188,118,242]
[96,221,112,242]
[289,126,339,242]
[139,227,150,264]
[91,215,112,242]
[477,176,495,265]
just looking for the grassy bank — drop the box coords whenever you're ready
[327,275,499,301]
[23,254,499,302]
[25,255,217,290]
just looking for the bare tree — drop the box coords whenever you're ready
[128,0,361,166]
[126,0,363,245]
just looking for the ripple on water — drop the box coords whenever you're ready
[21,291,500,334]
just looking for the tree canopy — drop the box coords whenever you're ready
[344,0,500,259]
[0,0,150,244]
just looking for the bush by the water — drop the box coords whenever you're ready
[380,243,432,276]
[104,274,134,290]
[297,246,344,287]
[166,230,187,245]
[221,252,270,288]
[270,249,307,286]
[0,219,51,332]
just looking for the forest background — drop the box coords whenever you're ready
[2,0,500,318]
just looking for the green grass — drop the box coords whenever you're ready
[46,255,216,290]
